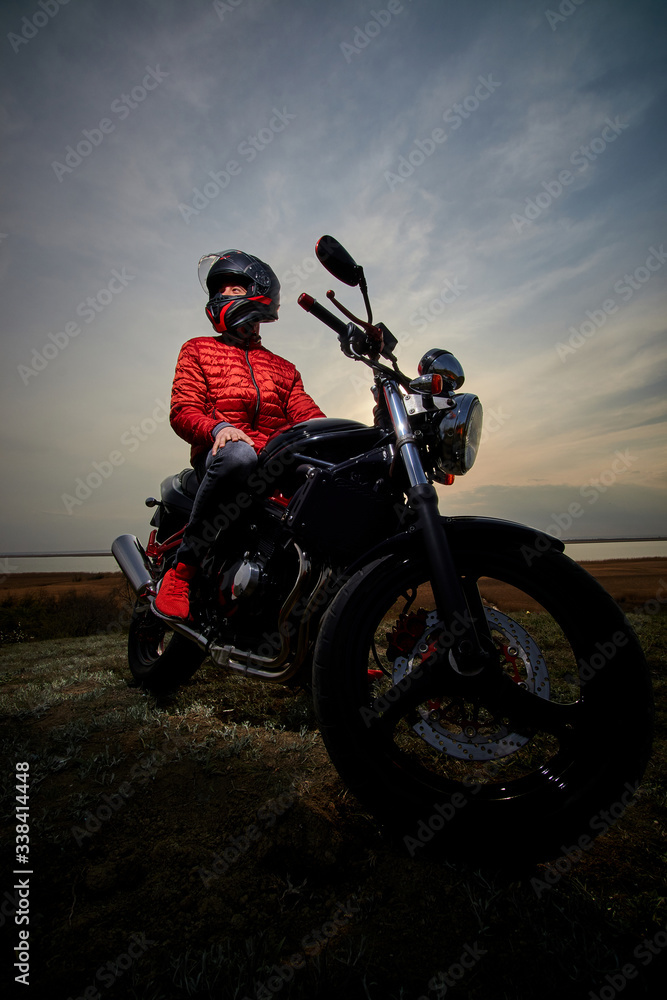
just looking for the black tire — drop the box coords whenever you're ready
[128,604,206,694]
[313,543,653,864]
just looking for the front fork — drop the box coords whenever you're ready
[380,377,494,676]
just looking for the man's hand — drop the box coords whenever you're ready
[212,425,254,455]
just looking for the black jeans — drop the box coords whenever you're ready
[176,441,258,567]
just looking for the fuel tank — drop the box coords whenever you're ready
[260,417,384,468]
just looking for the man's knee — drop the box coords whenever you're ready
[229,441,258,475]
[205,440,257,478]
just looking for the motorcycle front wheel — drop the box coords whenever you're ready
[312,543,653,864]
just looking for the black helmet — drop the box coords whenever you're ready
[198,250,280,337]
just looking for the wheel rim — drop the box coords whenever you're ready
[355,561,602,800]
[391,607,551,761]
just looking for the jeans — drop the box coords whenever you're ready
[175,440,258,567]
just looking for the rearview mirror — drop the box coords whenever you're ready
[315,235,362,286]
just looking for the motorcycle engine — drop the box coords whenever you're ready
[216,503,290,606]
[231,557,263,600]
[215,552,268,604]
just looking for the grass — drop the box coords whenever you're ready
[0,606,665,998]
[0,585,131,645]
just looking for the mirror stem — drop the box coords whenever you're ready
[359,272,373,325]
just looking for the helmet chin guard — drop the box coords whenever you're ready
[198,250,280,335]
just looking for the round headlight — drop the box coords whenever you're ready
[433,393,483,477]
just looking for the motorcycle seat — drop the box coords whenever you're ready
[159,468,199,514]
[178,468,200,498]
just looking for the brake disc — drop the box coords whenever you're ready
[391,608,551,761]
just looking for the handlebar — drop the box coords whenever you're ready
[298,291,406,379]
[297,293,352,338]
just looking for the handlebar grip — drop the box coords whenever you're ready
[298,293,349,337]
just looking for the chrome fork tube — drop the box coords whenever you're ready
[381,376,490,673]
[382,379,429,487]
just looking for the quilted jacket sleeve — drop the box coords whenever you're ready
[285,369,326,424]
[170,340,220,446]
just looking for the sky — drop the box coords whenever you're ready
[1,0,666,575]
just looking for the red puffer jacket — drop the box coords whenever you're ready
[170,336,325,463]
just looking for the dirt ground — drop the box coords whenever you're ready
[1,560,666,999]
[3,557,665,608]
[0,570,123,601]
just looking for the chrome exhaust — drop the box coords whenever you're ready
[111,534,156,596]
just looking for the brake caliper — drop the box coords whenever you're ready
[497,639,524,685]
[385,607,430,663]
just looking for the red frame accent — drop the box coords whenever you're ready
[145,526,185,565]
[267,492,291,508]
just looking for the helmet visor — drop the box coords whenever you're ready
[198,253,225,293]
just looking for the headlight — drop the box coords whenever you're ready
[418,348,465,391]
[432,393,483,477]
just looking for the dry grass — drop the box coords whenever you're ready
[0,563,665,998]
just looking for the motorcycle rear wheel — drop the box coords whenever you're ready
[313,544,653,864]
[128,604,206,694]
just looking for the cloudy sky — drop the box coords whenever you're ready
[1,0,665,573]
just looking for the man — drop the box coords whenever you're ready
[155,249,325,620]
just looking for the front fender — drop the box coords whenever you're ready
[345,515,564,576]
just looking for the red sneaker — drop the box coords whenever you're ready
[154,562,197,619]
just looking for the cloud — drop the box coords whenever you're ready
[1,0,665,567]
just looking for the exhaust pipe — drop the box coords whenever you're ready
[112,534,155,596]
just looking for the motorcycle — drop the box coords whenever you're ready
[112,236,653,863]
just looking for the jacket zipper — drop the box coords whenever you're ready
[245,349,261,429]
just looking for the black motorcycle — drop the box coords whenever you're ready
[112,236,652,862]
